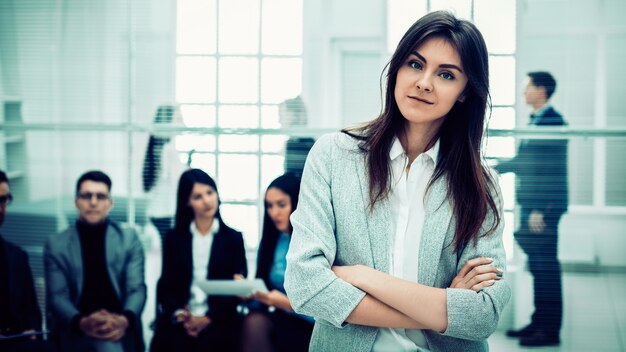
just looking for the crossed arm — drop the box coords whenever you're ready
[333,257,502,332]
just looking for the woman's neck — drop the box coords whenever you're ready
[400,122,440,164]
[194,216,214,235]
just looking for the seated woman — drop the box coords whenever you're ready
[151,169,248,352]
[241,173,314,352]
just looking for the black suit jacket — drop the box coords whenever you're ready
[156,219,248,324]
[495,106,569,215]
[0,234,42,333]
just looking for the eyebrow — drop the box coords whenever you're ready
[412,51,464,73]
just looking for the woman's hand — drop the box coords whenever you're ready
[449,257,502,292]
[251,290,292,311]
[183,315,211,337]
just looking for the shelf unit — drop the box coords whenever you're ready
[1,98,28,203]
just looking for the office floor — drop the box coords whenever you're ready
[140,236,626,352]
[489,271,626,351]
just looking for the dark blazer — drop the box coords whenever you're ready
[0,235,42,333]
[495,106,569,215]
[156,219,248,324]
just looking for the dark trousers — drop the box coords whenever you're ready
[0,337,50,352]
[150,316,241,352]
[514,207,564,335]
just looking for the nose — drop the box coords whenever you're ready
[416,74,433,92]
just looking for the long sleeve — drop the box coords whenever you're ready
[284,134,367,328]
[44,240,80,324]
[442,175,511,340]
[20,250,42,330]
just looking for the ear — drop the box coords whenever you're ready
[457,93,466,103]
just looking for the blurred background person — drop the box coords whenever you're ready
[0,170,46,352]
[241,173,313,352]
[497,71,568,347]
[151,169,247,352]
[143,105,188,245]
[280,96,315,177]
[45,170,146,352]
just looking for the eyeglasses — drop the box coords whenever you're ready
[0,193,13,206]
[76,192,110,201]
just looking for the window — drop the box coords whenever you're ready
[175,0,304,248]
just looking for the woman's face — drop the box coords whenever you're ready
[394,36,468,131]
[188,182,219,221]
[265,187,293,234]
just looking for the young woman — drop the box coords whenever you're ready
[241,173,314,352]
[284,11,510,351]
[151,169,247,352]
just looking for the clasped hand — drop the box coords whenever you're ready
[174,307,211,338]
[79,309,128,341]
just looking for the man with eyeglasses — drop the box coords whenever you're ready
[0,170,47,352]
[44,170,146,352]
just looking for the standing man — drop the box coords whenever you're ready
[0,170,45,352]
[496,71,568,347]
[45,170,146,352]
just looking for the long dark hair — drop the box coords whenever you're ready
[255,173,301,286]
[343,11,500,251]
[174,168,221,231]
[143,105,176,192]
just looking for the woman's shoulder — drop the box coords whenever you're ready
[311,132,362,156]
[218,221,244,240]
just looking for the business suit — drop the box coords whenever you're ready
[151,219,247,352]
[44,222,146,352]
[285,133,511,352]
[0,235,42,333]
[495,106,568,336]
[0,235,45,352]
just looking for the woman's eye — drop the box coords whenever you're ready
[409,61,422,70]
[440,71,454,80]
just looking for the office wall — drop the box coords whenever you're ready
[0,0,176,200]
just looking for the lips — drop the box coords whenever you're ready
[409,96,434,104]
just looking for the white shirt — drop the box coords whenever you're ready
[372,137,439,352]
[188,218,220,316]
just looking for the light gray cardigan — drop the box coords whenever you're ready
[284,133,511,352]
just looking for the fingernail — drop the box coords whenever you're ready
[496,273,503,277]
[486,257,494,262]
[496,267,503,273]
[487,279,495,285]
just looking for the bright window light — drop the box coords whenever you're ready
[218,0,260,54]
[262,0,303,55]
[387,0,427,53]
[218,105,260,128]
[218,154,259,200]
[261,58,302,104]
[218,135,259,153]
[489,56,516,106]
[218,57,259,103]
[176,57,216,103]
[430,0,471,19]
[475,0,516,54]
[176,0,216,54]
[180,104,216,128]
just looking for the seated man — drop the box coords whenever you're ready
[45,170,146,352]
[0,170,46,352]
